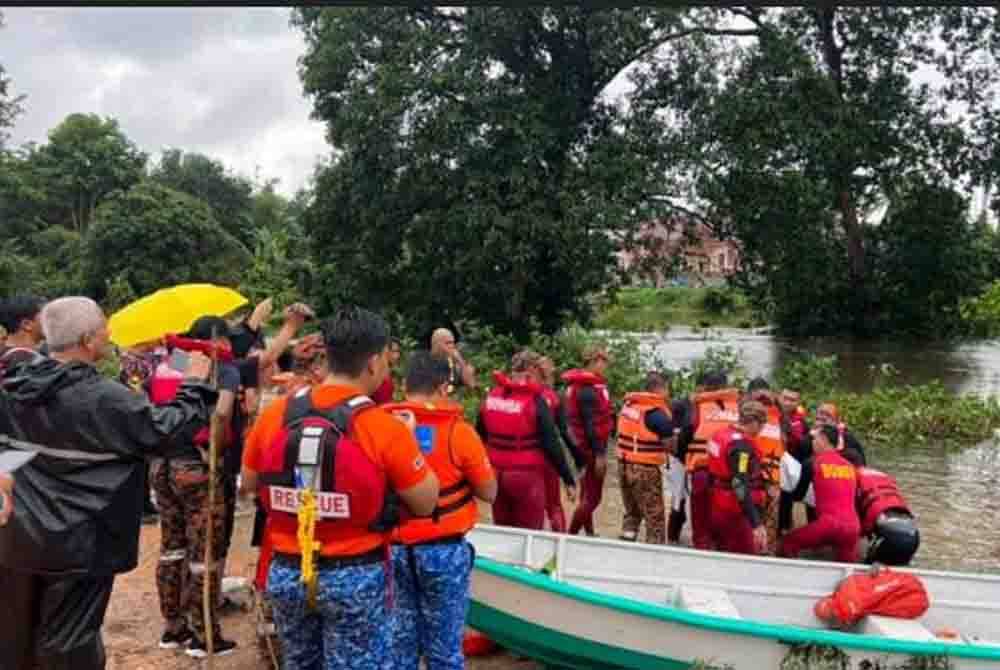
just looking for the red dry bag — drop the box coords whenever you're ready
[814,567,930,628]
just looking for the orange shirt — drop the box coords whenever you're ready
[244,384,432,558]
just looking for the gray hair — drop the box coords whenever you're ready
[41,297,106,353]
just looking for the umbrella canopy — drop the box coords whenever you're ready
[108,283,248,348]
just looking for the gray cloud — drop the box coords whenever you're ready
[1,7,326,195]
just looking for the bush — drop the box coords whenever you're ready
[700,286,738,314]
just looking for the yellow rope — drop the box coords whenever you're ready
[297,488,321,610]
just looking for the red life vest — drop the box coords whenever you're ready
[561,369,613,451]
[815,567,929,628]
[857,467,910,536]
[707,425,765,515]
[384,401,477,544]
[257,391,396,549]
[480,372,545,469]
[812,450,860,527]
[541,385,561,414]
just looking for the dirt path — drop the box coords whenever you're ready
[103,459,644,670]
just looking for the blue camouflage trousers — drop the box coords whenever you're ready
[390,540,474,670]
[267,556,389,670]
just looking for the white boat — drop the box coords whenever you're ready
[467,524,1000,669]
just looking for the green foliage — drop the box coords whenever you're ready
[150,149,256,248]
[773,354,841,400]
[240,225,316,310]
[0,14,23,149]
[293,7,684,337]
[960,280,1000,338]
[33,113,147,233]
[594,287,760,332]
[83,181,250,299]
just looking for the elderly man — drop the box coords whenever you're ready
[0,297,218,670]
[431,328,476,392]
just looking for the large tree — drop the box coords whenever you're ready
[32,113,147,234]
[653,6,1000,335]
[293,7,741,336]
[150,149,256,249]
[84,181,250,299]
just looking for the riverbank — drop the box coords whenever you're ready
[593,286,762,331]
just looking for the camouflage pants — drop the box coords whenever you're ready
[757,487,781,557]
[619,461,666,544]
[150,458,227,643]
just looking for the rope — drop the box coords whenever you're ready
[297,488,321,610]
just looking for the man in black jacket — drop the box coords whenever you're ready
[0,297,218,670]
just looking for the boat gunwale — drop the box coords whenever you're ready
[473,556,1000,661]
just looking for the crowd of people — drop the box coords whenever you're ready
[0,292,922,670]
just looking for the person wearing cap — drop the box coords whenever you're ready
[683,371,740,549]
[564,347,614,536]
[431,328,476,393]
[744,377,785,555]
[778,424,860,563]
[478,350,576,530]
[706,400,769,555]
[616,371,674,544]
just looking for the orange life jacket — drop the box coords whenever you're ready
[687,389,740,472]
[385,401,478,545]
[756,404,785,488]
[616,392,671,466]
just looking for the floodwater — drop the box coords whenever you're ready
[640,326,1000,572]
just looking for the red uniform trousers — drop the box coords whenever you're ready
[569,452,605,536]
[543,461,567,532]
[689,469,713,550]
[708,505,757,555]
[492,464,547,530]
[780,515,860,563]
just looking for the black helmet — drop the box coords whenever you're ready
[867,514,920,566]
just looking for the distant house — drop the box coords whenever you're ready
[617,217,741,287]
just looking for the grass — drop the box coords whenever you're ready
[593,286,764,332]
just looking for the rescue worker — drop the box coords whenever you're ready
[477,350,576,530]
[241,305,440,670]
[617,372,674,544]
[565,347,614,536]
[0,295,45,375]
[385,351,497,670]
[745,378,785,554]
[846,454,920,566]
[706,400,769,555]
[815,402,867,467]
[538,355,582,532]
[688,371,740,549]
[0,472,12,526]
[431,328,476,393]
[779,424,861,563]
[778,388,810,458]
[0,297,217,670]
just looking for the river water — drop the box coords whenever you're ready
[639,326,1000,572]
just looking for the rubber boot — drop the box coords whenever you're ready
[667,508,687,545]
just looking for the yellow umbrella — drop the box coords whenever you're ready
[109,283,248,348]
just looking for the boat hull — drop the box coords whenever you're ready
[468,526,1000,669]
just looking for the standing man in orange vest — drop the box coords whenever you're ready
[241,306,440,669]
[565,347,614,536]
[478,351,575,530]
[706,400,769,555]
[617,372,674,544]
[686,371,740,549]
[385,351,496,670]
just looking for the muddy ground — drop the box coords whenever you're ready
[103,459,646,670]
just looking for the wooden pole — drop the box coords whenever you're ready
[203,334,220,668]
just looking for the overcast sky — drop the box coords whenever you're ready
[1,7,326,196]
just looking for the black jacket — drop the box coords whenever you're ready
[0,357,217,576]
